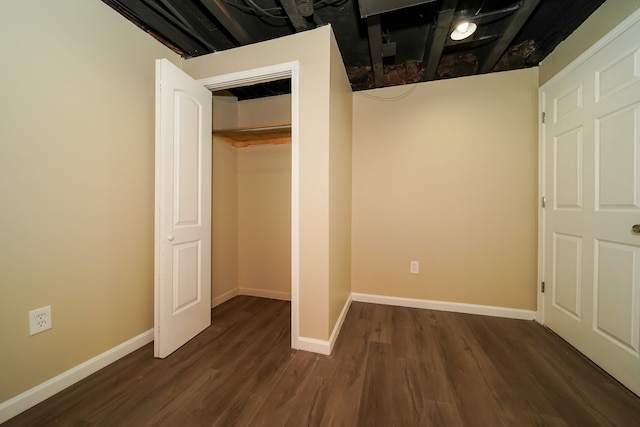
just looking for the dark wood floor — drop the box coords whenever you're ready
[5,296,640,426]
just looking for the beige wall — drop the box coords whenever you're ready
[0,0,180,403]
[212,97,239,304]
[184,27,335,340]
[237,96,292,299]
[238,94,292,126]
[238,145,292,297]
[352,68,539,310]
[328,33,353,330]
[539,0,640,84]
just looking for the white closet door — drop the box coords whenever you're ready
[541,16,640,395]
[155,59,212,358]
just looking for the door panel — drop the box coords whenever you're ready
[173,241,201,313]
[594,240,639,354]
[554,128,583,209]
[175,91,202,225]
[597,105,640,208]
[554,85,583,122]
[155,59,212,358]
[596,48,640,101]
[542,17,640,395]
[552,233,582,319]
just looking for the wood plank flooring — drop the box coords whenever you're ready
[4,296,640,426]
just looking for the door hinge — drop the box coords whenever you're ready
[541,196,546,208]
[541,282,546,293]
[541,111,546,123]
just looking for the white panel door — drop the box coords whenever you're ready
[541,18,640,395]
[155,59,212,358]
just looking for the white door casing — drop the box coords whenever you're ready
[540,11,640,395]
[197,62,301,350]
[155,59,212,358]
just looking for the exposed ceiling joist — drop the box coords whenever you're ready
[159,0,226,52]
[366,15,384,88]
[278,0,309,32]
[102,0,606,98]
[479,0,541,73]
[458,3,520,26]
[357,0,436,18]
[199,0,253,45]
[106,0,215,55]
[422,0,458,81]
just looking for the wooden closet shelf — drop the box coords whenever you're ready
[212,122,291,148]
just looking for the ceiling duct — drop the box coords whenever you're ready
[357,0,437,17]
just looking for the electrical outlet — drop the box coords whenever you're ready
[410,261,420,275]
[29,305,52,335]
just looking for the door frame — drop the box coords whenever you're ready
[198,61,301,349]
[537,88,546,324]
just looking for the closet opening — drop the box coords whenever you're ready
[210,79,294,339]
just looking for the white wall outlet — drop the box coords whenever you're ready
[410,261,419,275]
[29,305,52,335]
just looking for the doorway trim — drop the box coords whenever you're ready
[537,87,546,324]
[198,61,301,349]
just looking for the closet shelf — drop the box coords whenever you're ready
[212,122,291,148]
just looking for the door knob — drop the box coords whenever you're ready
[167,235,174,241]
[632,225,640,234]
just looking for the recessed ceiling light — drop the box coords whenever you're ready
[450,21,477,41]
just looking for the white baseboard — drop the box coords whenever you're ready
[0,329,153,424]
[239,287,291,301]
[328,294,352,353]
[297,336,331,355]
[211,288,239,308]
[296,294,352,356]
[351,293,536,320]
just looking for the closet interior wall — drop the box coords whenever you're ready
[212,94,292,307]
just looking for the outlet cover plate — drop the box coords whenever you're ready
[29,305,52,335]
[410,261,419,274]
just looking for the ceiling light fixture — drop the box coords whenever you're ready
[450,21,477,41]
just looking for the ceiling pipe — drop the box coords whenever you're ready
[296,0,314,17]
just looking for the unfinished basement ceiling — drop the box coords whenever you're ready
[103,0,605,99]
